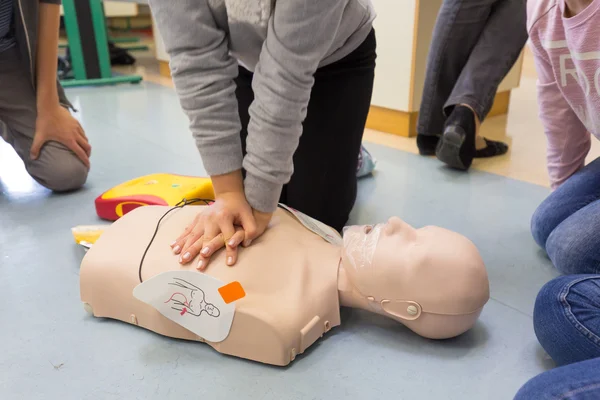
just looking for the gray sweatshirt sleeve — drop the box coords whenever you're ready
[244,1,348,213]
[148,0,243,177]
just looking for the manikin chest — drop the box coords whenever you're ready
[80,206,342,365]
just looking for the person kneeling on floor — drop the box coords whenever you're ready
[528,0,600,276]
[0,0,90,191]
[514,274,600,399]
[517,1,600,396]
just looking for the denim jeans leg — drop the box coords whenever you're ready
[514,357,600,400]
[417,0,496,136]
[533,275,600,365]
[515,275,600,400]
[445,0,528,121]
[515,275,600,399]
[531,156,600,250]
[545,202,600,275]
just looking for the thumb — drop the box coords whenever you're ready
[30,134,45,160]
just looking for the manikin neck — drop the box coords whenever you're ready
[336,259,417,325]
[336,259,371,311]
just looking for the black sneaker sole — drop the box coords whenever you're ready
[418,147,437,156]
[435,126,471,170]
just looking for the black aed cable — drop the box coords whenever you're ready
[138,198,213,283]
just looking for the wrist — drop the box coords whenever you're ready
[211,170,245,197]
[36,95,61,115]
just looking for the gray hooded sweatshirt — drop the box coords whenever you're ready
[148,0,375,213]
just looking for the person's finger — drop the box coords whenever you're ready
[197,221,219,270]
[75,136,92,160]
[227,229,245,248]
[225,230,245,266]
[76,133,92,157]
[197,232,225,259]
[172,213,201,248]
[29,134,46,160]
[171,237,184,255]
[179,220,205,262]
[77,123,88,140]
[201,219,219,245]
[180,230,203,263]
[67,139,90,168]
[239,210,258,247]
[171,232,196,255]
[172,228,190,253]
[195,234,229,270]
[216,208,236,251]
[179,235,204,264]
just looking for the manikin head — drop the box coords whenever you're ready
[340,217,489,339]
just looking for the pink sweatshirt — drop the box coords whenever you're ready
[527,0,600,188]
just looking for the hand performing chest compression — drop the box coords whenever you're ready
[170,170,273,270]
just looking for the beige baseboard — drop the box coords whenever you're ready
[366,90,512,137]
[366,106,419,138]
[107,16,152,30]
[487,91,511,119]
[159,60,171,78]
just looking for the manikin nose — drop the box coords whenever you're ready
[386,216,407,232]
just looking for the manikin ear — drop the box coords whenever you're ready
[380,299,422,321]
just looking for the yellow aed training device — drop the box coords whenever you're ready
[95,173,214,221]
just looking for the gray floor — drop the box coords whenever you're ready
[0,82,559,399]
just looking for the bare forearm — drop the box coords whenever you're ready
[211,170,244,197]
[36,3,61,111]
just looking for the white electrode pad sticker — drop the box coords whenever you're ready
[133,271,236,343]
[279,204,343,246]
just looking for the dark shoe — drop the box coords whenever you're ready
[416,134,440,156]
[435,105,476,170]
[475,138,509,158]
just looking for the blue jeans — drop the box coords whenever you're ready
[514,275,600,399]
[531,157,600,275]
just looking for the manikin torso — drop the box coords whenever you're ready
[80,206,489,366]
[81,206,343,366]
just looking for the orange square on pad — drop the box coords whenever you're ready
[218,281,246,304]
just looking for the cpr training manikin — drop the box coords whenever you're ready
[79,205,489,366]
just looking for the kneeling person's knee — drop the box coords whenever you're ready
[531,202,555,250]
[546,222,600,275]
[534,275,600,366]
[27,145,89,192]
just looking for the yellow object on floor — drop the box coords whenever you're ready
[95,173,215,221]
[72,225,108,247]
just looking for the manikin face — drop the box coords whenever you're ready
[342,217,489,319]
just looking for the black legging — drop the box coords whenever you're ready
[235,29,377,232]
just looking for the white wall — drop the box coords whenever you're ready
[370,0,417,111]
[152,16,169,62]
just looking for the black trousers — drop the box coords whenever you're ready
[235,29,376,232]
